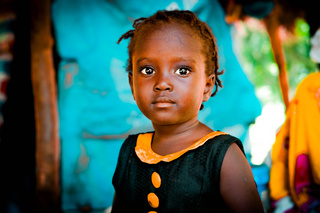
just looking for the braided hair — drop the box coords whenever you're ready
[118,10,224,97]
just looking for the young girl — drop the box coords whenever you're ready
[111,10,263,213]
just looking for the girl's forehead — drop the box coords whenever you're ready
[133,22,206,66]
[136,23,203,50]
[142,22,195,38]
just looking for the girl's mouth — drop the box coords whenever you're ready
[152,97,175,108]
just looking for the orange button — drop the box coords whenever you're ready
[148,212,157,213]
[151,172,161,188]
[147,192,159,208]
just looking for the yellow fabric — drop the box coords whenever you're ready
[135,131,227,164]
[270,72,320,207]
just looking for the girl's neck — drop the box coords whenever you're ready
[151,118,213,155]
[153,118,199,136]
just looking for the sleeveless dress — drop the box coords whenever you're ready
[112,131,244,213]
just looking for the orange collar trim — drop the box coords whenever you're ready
[135,131,227,164]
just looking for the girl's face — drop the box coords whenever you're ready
[130,23,214,126]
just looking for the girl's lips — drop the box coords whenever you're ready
[152,97,175,108]
[153,102,174,108]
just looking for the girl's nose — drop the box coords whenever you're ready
[154,71,173,92]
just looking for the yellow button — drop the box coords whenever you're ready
[147,192,159,208]
[151,172,161,188]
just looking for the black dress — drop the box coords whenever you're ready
[112,132,244,213]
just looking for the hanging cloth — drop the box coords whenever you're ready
[270,72,320,211]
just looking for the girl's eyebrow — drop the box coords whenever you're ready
[136,57,196,64]
[136,57,149,64]
[174,57,196,64]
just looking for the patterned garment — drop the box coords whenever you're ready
[270,72,320,212]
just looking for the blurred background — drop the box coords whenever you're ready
[0,0,318,212]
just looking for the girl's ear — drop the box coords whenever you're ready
[128,72,135,100]
[203,73,215,102]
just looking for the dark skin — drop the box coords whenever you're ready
[112,23,264,212]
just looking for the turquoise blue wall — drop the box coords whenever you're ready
[52,0,262,211]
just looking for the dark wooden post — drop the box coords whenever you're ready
[30,0,60,212]
[264,6,290,109]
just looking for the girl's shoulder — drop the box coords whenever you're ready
[121,133,139,149]
[219,137,264,212]
[198,134,245,178]
[112,133,142,189]
[203,133,245,156]
[119,131,154,153]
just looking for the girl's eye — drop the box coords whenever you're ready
[140,67,155,75]
[175,67,190,76]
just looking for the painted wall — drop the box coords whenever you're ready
[52,0,261,211]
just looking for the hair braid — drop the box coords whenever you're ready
[117,30,134,44]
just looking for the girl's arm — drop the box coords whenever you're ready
[220,143,264,212]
